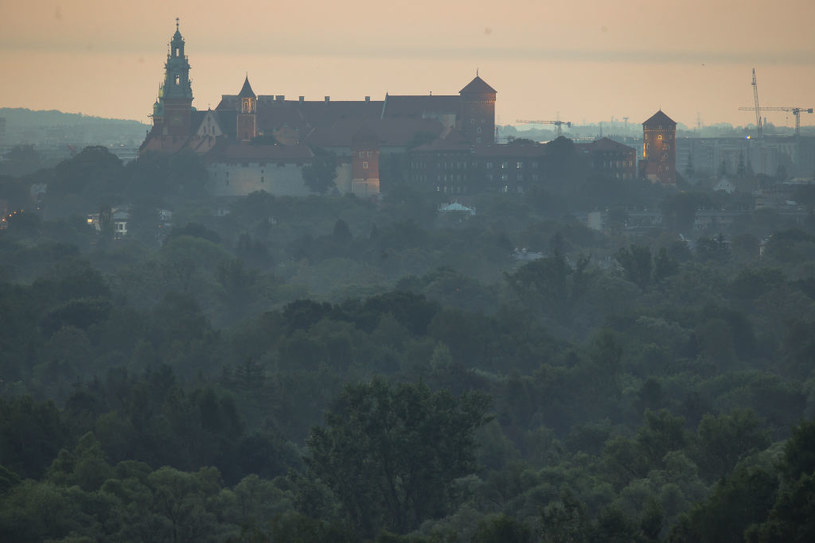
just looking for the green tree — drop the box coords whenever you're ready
[540,490,591,543]
[694,409,770,482]
[474,513,532,543]
[306,379,490,536]
[616,244,653,289]
[303,148,338,194]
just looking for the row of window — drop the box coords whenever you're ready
[599,160,634,168]
[412,172,543,184]
[409,160,543,170]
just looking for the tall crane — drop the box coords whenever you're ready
[751,68,762,138]
[516,119,572,138]
[737,105,814,136]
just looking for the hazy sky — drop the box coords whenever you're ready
[1,0,814,130]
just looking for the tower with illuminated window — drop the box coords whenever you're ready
[236,76,257,142]
[641,110,676,185]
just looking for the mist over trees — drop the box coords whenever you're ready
[1,143,815,541]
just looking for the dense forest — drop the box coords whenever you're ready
[1,145,815,542]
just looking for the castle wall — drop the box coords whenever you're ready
[208,162,311,197]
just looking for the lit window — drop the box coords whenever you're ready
[363,161,368,169]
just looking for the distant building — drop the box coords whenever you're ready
[575,137,636,180]
[640,110,676,185]
[140,21,498,198]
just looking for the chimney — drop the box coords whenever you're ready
[275,95,285,102]
[299,96,304,103]
[324,96,330,103]
[365,96,370,102]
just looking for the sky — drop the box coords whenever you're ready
[1,0,814,130]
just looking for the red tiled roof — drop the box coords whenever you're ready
[306,118,445,148]
[643,110,676,127]
[459,75,497,95]
[382,95,459,118]
[238,77,256,99]
[218,96,385,135]
[295,100,383,127]
[576,137,635,153]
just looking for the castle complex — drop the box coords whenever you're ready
[140,21,650,196]
[141,20,502,197]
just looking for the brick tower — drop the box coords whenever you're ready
[459,74,497,144]
[641,110,676,185]
[236,76,257,142]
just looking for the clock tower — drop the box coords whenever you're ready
[159,18,193,138]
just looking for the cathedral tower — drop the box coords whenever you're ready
[236,76,257,142]
[160,18,193,137]
[459,74,497,144]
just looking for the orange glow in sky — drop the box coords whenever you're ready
[1,0,814,129]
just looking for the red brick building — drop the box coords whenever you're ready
[640,110,677,185]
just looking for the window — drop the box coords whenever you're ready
[486,161,493,169]
[359,152,365,158]
[363,161,368,169]
[516,162,523,169]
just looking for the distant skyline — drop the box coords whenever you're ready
[1,0,814,130]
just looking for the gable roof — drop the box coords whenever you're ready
[305,118,446,148]
[643,110,676,127]
[238,77,256,99]
[459,75,497,95]
[382,95,460,119]
[576,137,636,153]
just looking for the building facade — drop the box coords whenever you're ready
[640,110,677,185]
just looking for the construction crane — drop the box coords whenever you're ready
[516,119,572,138]
[737,105,814,136]
[751,68,762,138]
